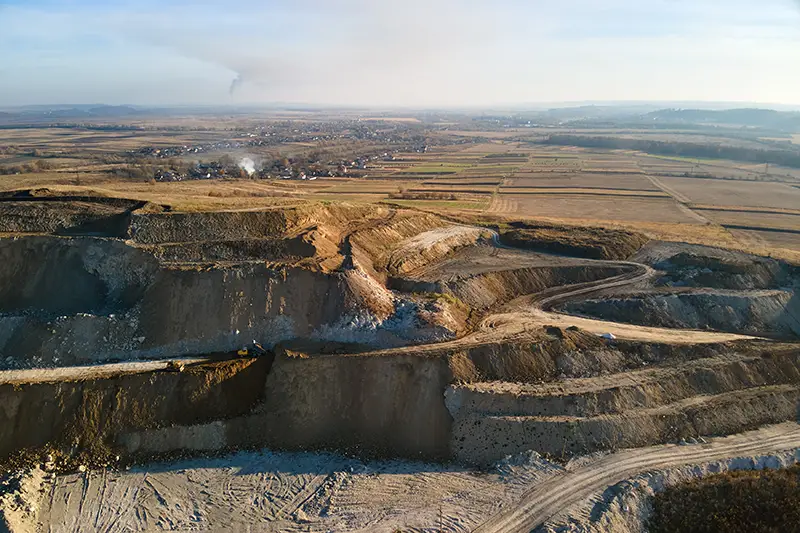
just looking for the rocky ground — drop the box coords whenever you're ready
[1,424,793,533]
[1,193,800,532]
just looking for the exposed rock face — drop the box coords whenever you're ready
[447,350,800,465]
[117,348,455,460]
[561,290,800,338]
[0,358,270,461]
[0,231,467,368]
[634,241,794,290]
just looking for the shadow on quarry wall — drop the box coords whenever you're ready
[119,348,456,461]
[561,290,800,339]
[499,223,650,261]
[0,236,401,367]
[0,357,270,463]
[389,264,626,310]
[0,237,159,317]
[0,193,146,238]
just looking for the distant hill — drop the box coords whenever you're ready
[0,105,153,125]
[643,108,800,131]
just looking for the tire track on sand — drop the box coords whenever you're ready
[472,423,800,533]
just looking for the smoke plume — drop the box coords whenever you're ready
[229,75,244,95]
[238,157,256,176]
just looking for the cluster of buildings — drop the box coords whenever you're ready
[153,163,232,182]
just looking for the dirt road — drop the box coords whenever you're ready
[479,232,756,344]
[0,356,214,385]
[472,422,800,533]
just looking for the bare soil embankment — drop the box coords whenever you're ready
[499,223,650,260]
[0,189,145,237]
[119,347,456,460]
[0,357,269,467]
[449,346,800,464]
[634,241,795,290]
[561,289,800,338]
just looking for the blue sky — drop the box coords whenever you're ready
[1,0,799,106]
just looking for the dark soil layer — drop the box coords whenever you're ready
[655,252,791,290]
[0,357,270,466]
[499,223,649,260]
[648,465,800,533]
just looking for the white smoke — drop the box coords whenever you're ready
[238,157,256,176]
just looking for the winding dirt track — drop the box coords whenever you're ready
[0,225,753,385]
[472,423,800,533]
[478,229,756,344]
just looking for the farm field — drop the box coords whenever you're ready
[1,121,799,258]
[507,173,660,191]
[726,227,800,250]
[694,208,800,230]
[637,154,800,182]
[694,208,800,250]
[491,193,700,224]
[657,177,800,210]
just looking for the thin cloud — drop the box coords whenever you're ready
[1,0,799,106]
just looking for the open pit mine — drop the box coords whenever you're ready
[1,190,799,532]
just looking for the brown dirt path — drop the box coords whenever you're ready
[473,422,800,533]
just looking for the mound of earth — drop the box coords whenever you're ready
[0,200,476,368]
[560,289,800,338]
[499,222,649,260]
[634,241,796,290]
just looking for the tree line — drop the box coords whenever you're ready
[540,135,800,169]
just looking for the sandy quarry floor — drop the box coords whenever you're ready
[38,451,554,533]
[36,424,800,533]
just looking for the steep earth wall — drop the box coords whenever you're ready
[0,200,137,237]
[448,353,800,419]
[634,242,793,290]
[452,385,800,465]
[348,211,447,276]
[385,225,492,276]
[128,210,290,244]
[119,349,455,460]
[562,290,800,338]
[0,236,159,316]
[0,234,455,367]
[448,329,734,384]
[0,358,269,462]
[500,225,649,260]
[139,235,317,264]
[128,203,383,245]
[392,265,625,310]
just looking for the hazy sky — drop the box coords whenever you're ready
[2,0,800,107]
